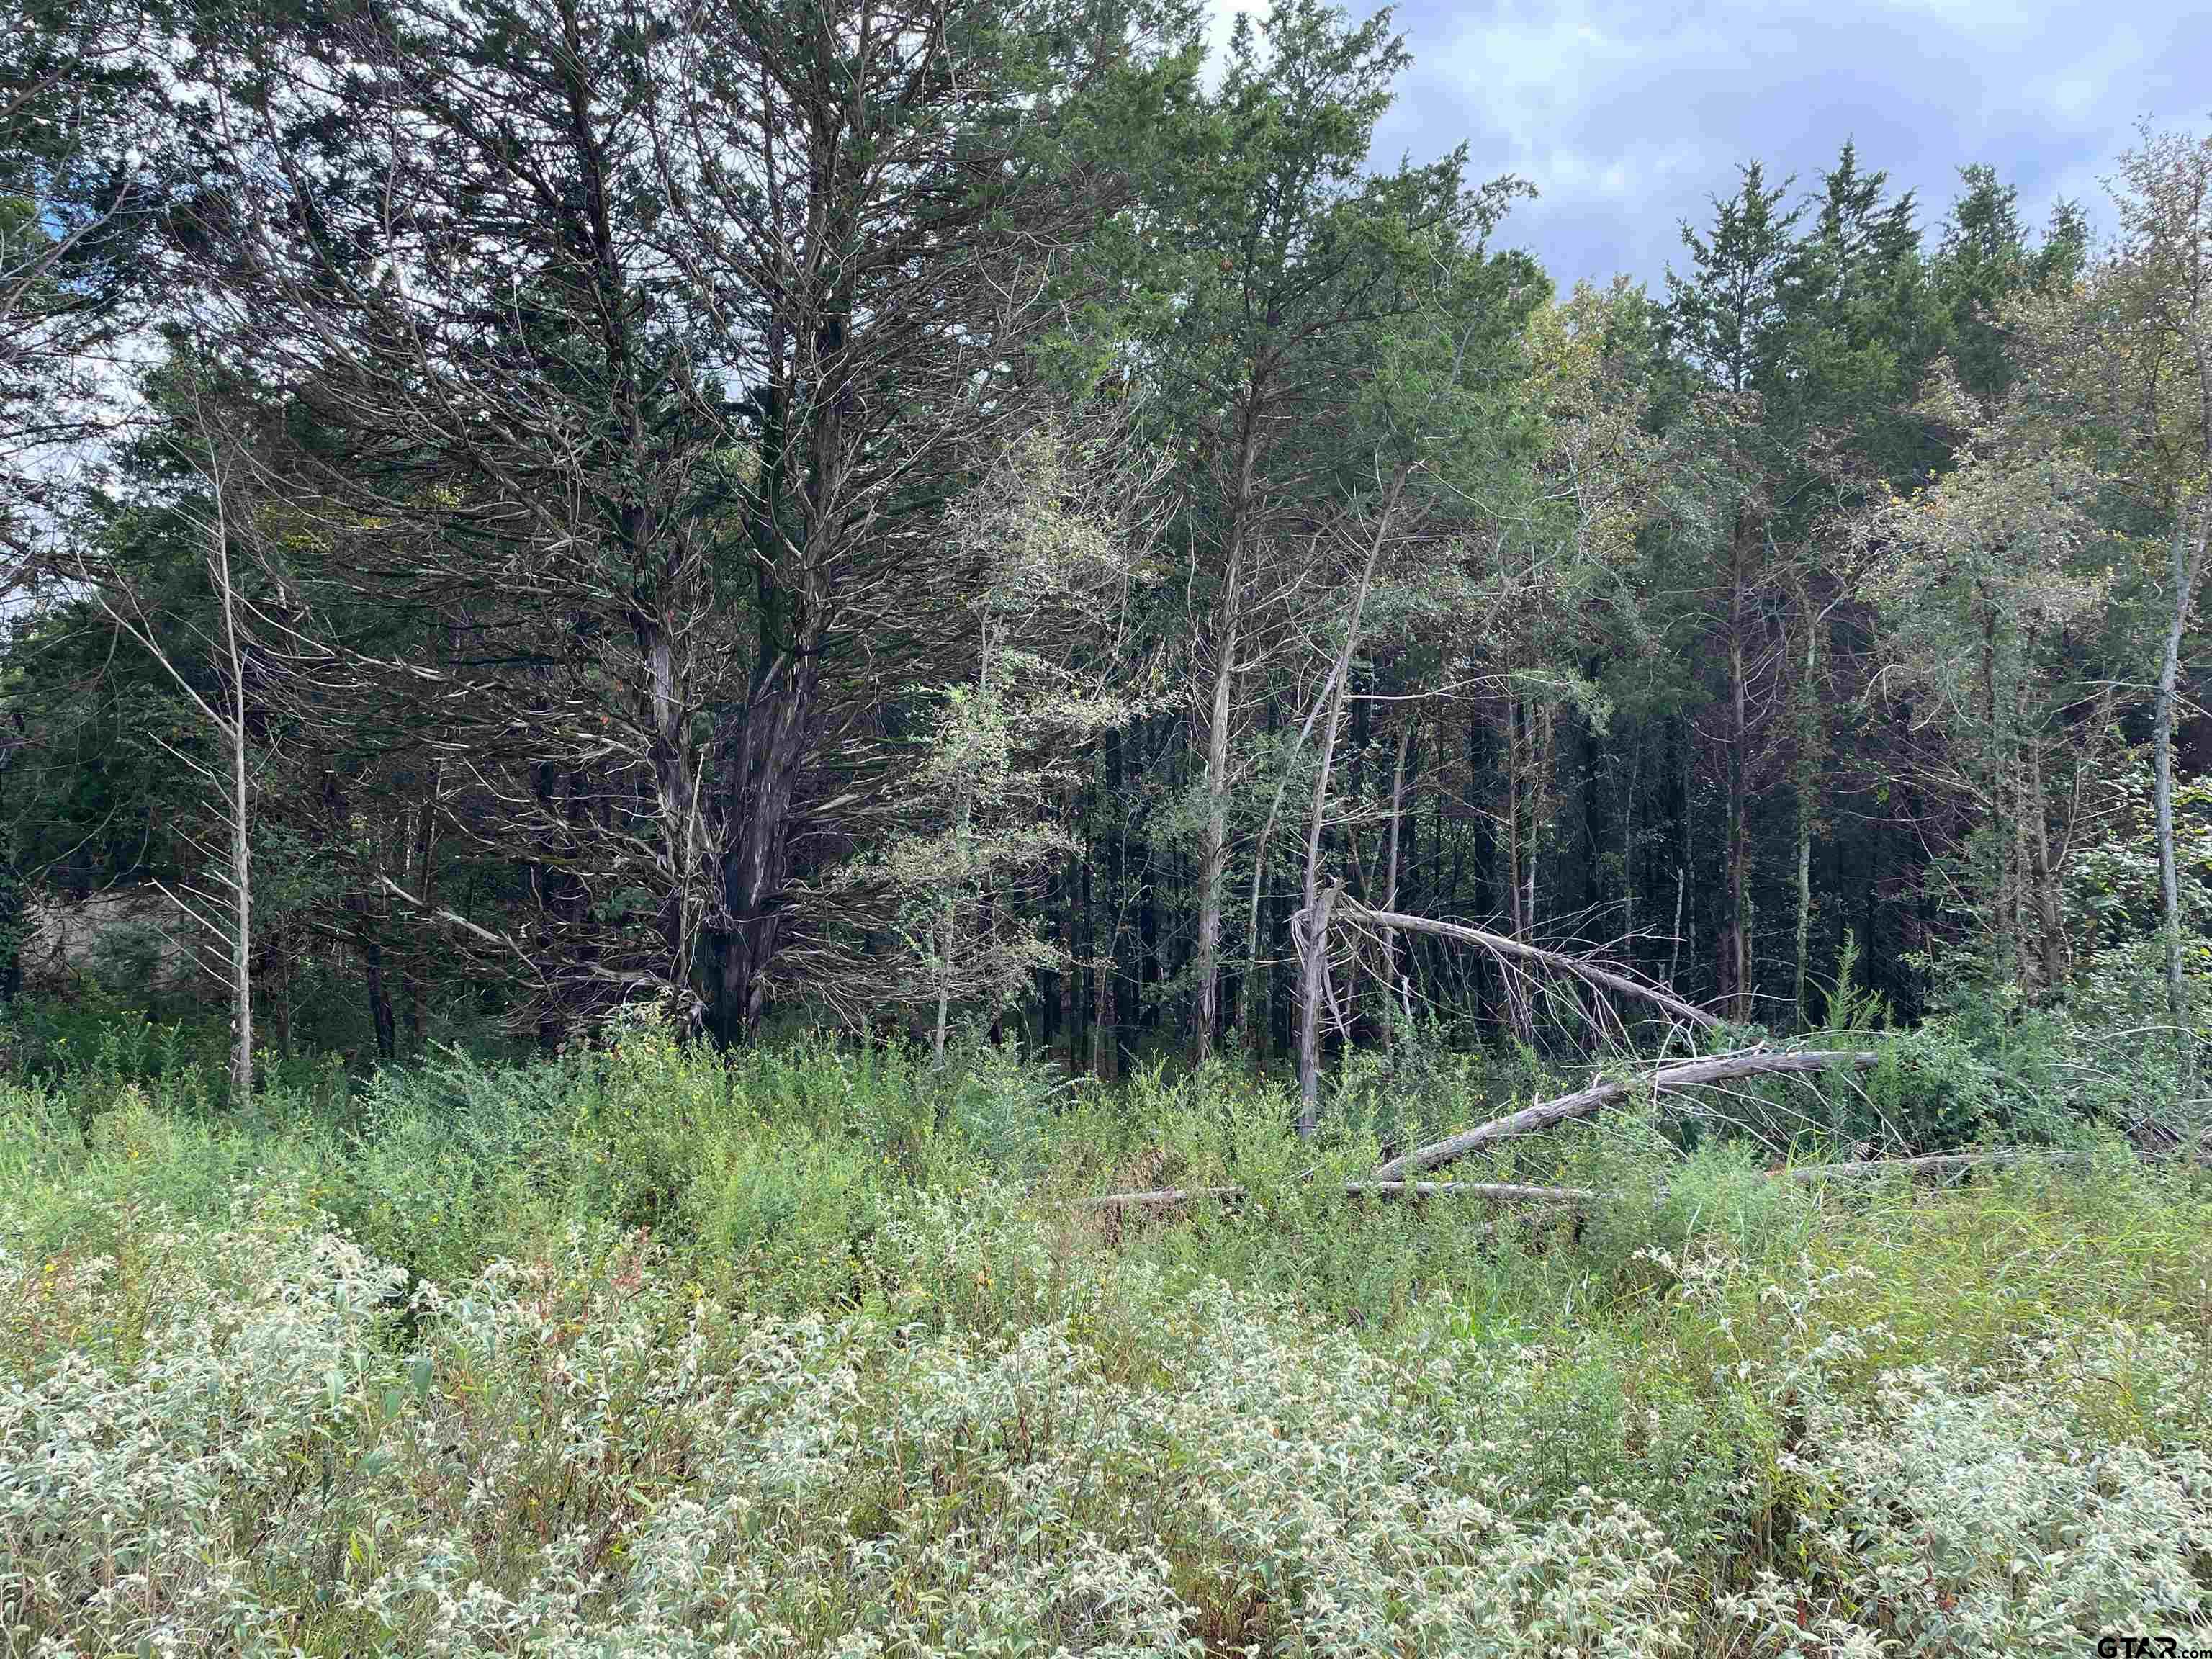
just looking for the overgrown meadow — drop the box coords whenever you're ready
[4,1011,2211,1657]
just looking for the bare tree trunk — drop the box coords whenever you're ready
[1620,736,1639,947]
[1082,834,1114,1081]
[1673,721,1693,989]
[2024,735,2066,991]
[1240,661,1339,1049]
[1498,700,1534,1046]
[1793,590,1820,1028]
[1192,576,1240,1064]
[1058,792,1079,1070]
[89,405,259,1101]
[1292,882,1339,1131]
[1793,831,1813,1028]
[1527,702,1547,939]
[212,464,253,1103]
[1380,719,1413,1041]
[1977,594,2020,989]
[2156,507,2208,1087]
[1503,701,1525,943]
[2005,688,2039,994]
[404,761,440,1048]
[1296,471,1406,1125]
[1669,863,1686,989]
[1725,506,1750,1022]
[1195,361,1269,1063]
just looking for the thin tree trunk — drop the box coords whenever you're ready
[217,490,253,1102]
[1293,882,1339,1130]
[1675,720,1694,990]
[1794,591,1820,1028]
[1297,471,1405,1126]
[1058,791,1079,1070]
[1979,593,2020,989]
[2156,507,2208,1087]
[1499,700,1534,1046]
[1527,702,1547,939]
[1503,701,1525,943]
[2024,736,2065,991]
[1193,582,1240,1064]
[1621,734,1638,948]
[1794,830,1813,1028]
[1669,863,1686,989]
[1725,506,1750,1022]
[1240,661,1339,1048]
[1195,357,1269,1063]
[405,776,439,1048]
[1380,719,1413,1041]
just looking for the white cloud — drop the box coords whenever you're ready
[1369,0,2206,285]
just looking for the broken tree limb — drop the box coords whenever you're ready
[1075,1147,2115,1217]
[1340,1179,1601,1203]
[1369,1048,1881,1181]
[1074,1179,1601,1213]
[1344,905,1722,1034]
[1074,1185,1244,1211]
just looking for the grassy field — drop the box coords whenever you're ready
[2,1012,2209,1656]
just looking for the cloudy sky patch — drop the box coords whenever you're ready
[1218,0,2212,292]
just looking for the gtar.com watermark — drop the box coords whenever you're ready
[2095,1637,2212,1658]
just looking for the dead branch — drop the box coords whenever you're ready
[1074,1178,1600,1213]
[1075,1146,2123,1215]
[1345,904,1722,1034]
[1370,1048,1879,1180]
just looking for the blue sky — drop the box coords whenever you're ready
[1209,0,2212,293]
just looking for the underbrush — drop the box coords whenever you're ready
[2,1015,2210,1655]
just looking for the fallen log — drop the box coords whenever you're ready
[1074,1178,1601,1213]
[1368,1048,1881,1181]
[1074,1184,1244,1211]
[1346,906,1722,1034]
[1076,1147,2111,1216]
[1340,1179,1601,1202]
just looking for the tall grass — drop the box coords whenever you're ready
[1,1007,2208,1655]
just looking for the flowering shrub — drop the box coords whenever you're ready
[4,1039,2212,1658]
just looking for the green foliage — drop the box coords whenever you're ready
[5,1021,2211,1657]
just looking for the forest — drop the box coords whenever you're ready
[6,0,2212,1653]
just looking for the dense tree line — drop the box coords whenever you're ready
[5,0,2210,1098]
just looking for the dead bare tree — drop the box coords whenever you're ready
[78,385,258,1099]
[1294,465,1408,1125]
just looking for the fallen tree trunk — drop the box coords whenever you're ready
[1369,1048,1880,1181]
[1346,906,1723,1034]
[1341,1179,1600,1202]
[1074,1179,1600,1213]
[1075,1146,2110,1216]
[1074,1184,1244,1211]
